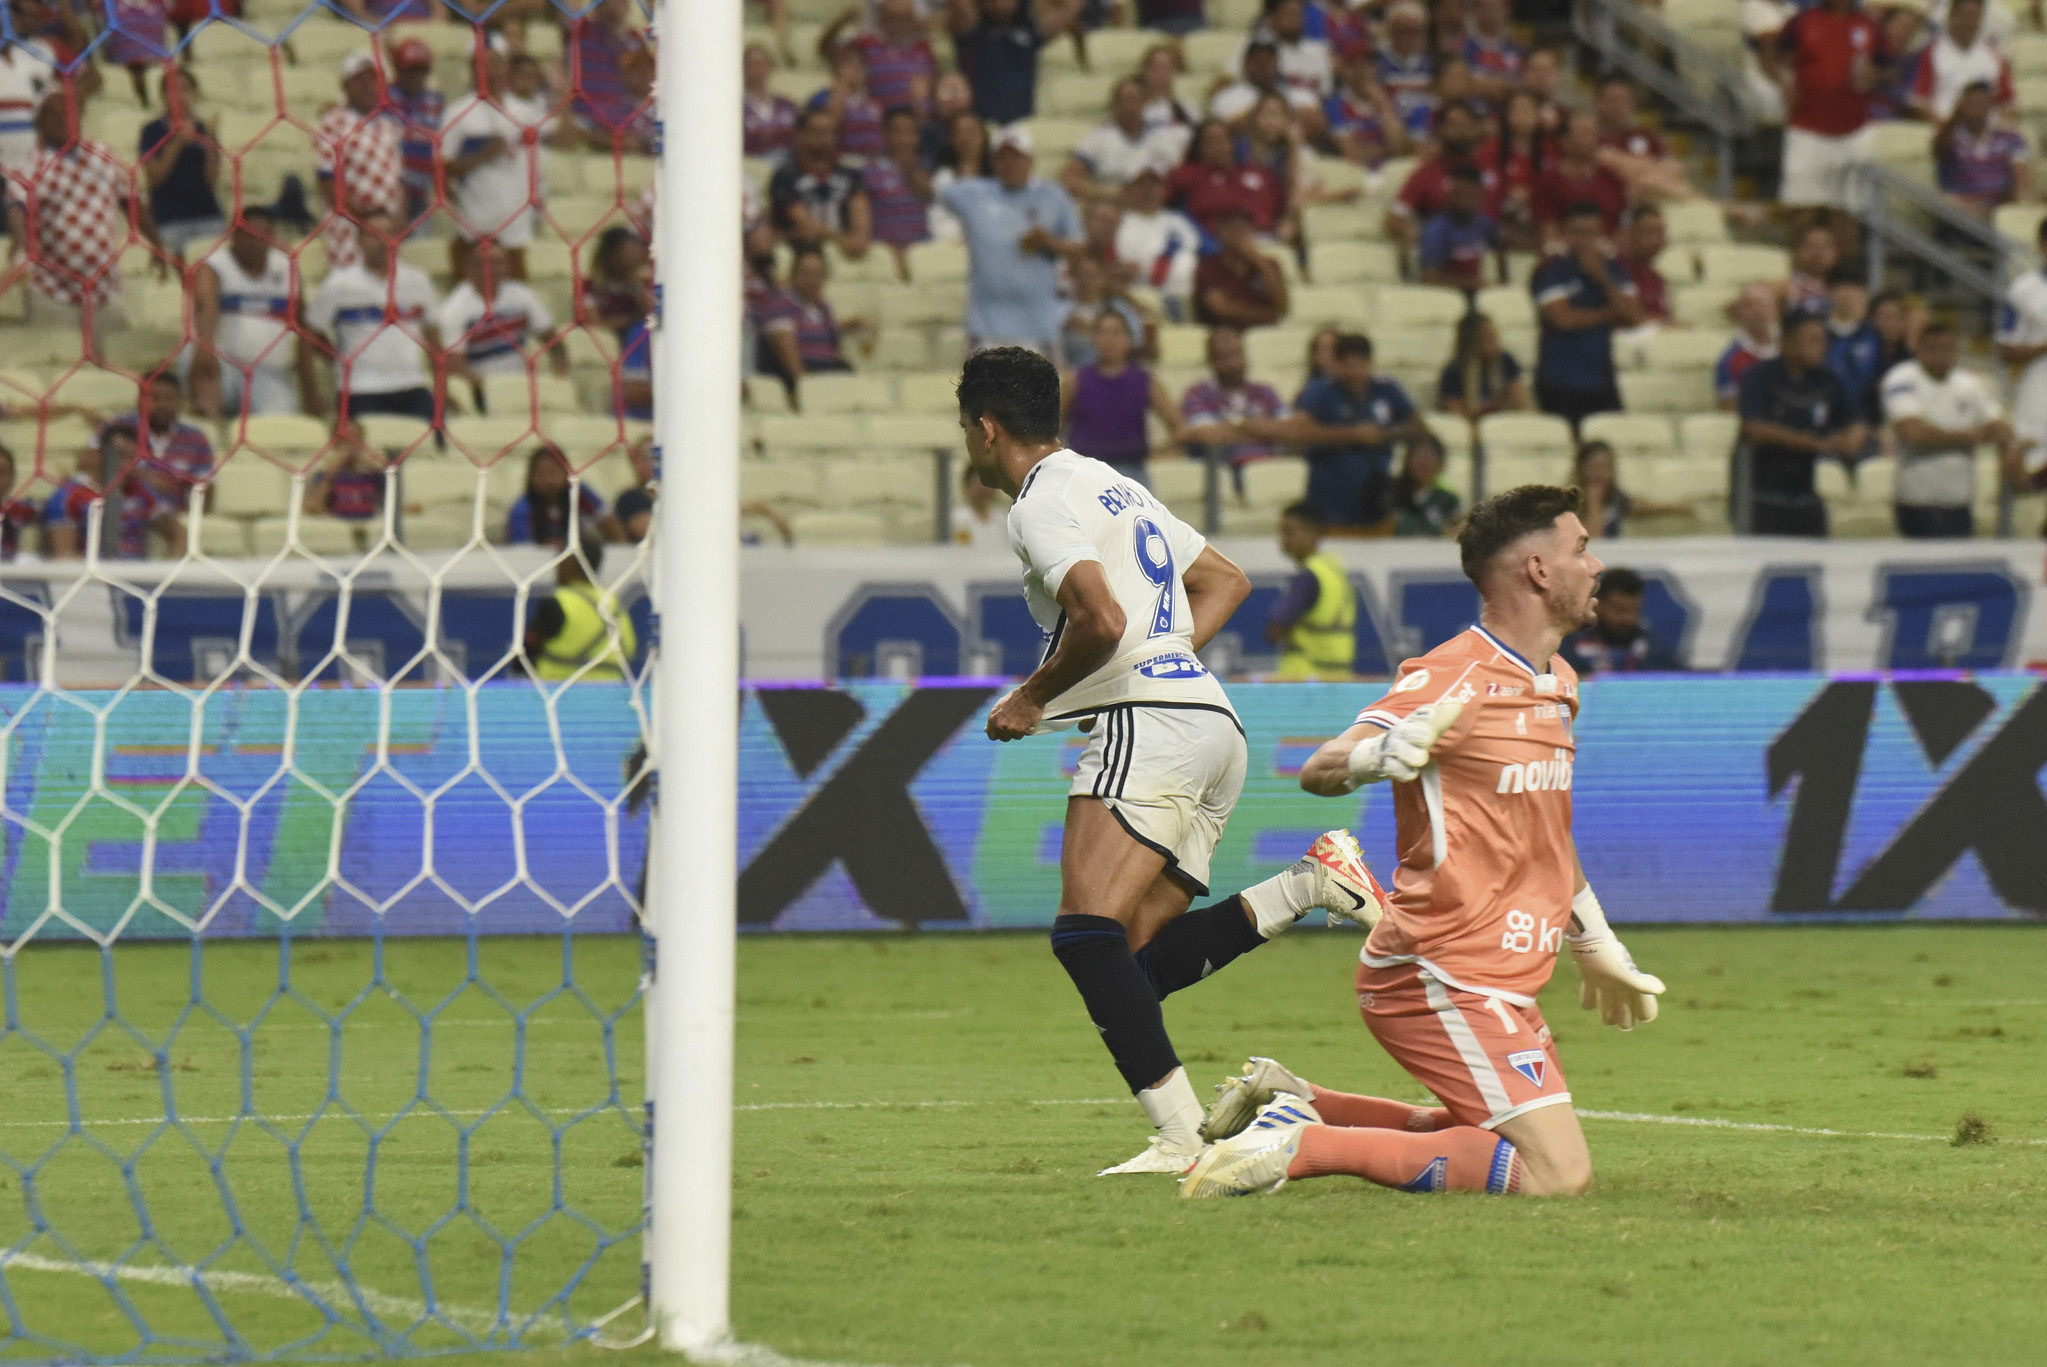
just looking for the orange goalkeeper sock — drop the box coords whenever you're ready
[1285,1123,1521,1194]
[1306,1085,1451,1132]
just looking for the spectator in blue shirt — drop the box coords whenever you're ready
[1529,201,1642,429]
[940,125,1085,356]
[1735,311,1867,537]
[1269,332,1429,529]
[1417,166,1500,292]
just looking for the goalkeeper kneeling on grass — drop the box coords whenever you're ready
[1181,485,1665,1200]
[525,542,636,683]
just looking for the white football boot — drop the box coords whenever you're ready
[1303,829,1389,930]
[1179,1094,1321,1199]
[1097,1135,1202,1176]
[1201,1056,1317,1142]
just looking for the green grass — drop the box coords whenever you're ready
[6,927,2047,1366]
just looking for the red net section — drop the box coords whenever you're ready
[0,0,654,564]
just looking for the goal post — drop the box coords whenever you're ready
[646,0,743,1353]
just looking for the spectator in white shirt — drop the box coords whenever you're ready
[437,241,569,412]
[1880,319,2019,538]
[188,204,322,420]
[306,213,453,426]
[0,31,56,187]
[440,47,540,283]
[1111,161,1202,320]
[1062,77,1192,204]
[1246,0,1334,104]
[1210,41,1318,124]
[1910,0,2013,120]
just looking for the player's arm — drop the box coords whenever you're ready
[1299,702,1464,796]
[1179,543,1248,652]
[986,559,1124,741]
[1566,845,1665,1031]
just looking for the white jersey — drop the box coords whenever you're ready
[1007,449,1234,722]
[306,262,439,395]
[1880,359,2002,509]
[0,40,54,184]
[204,245,295,374]
[1997,266,2047,468]
[438,95,536,247]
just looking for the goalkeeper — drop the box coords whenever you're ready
[1181,486,1665,1200]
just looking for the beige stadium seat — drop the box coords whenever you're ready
[1478,411,1574,459]
[1373,285,1466,329]
[1673,283,1739,326]
[400,457,484,511]
[209,451,296,519]
[1473,285,1535,330]
[1868,119,1935,165]
[1182,30,1242,75]
[865,413,958,450]
[249,513,366,557]
[1635,452,1726,503]
[1995,204,2047,250]
[1372,326,1454,372]
[232,414,330,458]
[1619,370,1716,413]
[1044,26,1153,72]
[1486,449,1571,490]
[1699,243,1791,285]
[446,416,532,466]
[834,453,938,511]
[755,412,865,453]
[46,367,139,413]
[194,511,254,558]
[869,328,933,371]
[359,415,437,457]
[1147,457,1209,513]
[878,285,966,328]
[1640,329,1733,372]
[1301,203,1369,243]
[0,416,95,465]
[745,380,792,415]
[795,372,895,415]
[1040,72,1113,118]
[790,508,889,546]
[1654,244,1700,286]
[2009,32,2047,76]
[1441,448,1477,502]
[1309,240,1399,285]
[898,372,961,414]
[1244,325,1314,373]
[905,240,969,285]
[1658,200,1729,245]
[1581,413,1676,457]
[1027,118,1092,161]
[741,455,828,507]
[1288,284,1370,327]
[481,373,582,417]
[1423,412,1475,459]
[1240,456,1308,511]
[1156,325,1209,367]
[402,508,476,550]
[1680,411,1740,457]
[526,240,578,282]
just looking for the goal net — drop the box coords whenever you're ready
[0,0,666,1356]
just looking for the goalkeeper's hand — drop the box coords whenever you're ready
[1345,701,1462,788]
[1566,882,1664,1030]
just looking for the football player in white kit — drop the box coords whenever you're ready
[957,347,1389,1174]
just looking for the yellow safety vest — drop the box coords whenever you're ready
[1276,551,1357,682]
[536,581,637,683]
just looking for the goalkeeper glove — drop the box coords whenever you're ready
[1342,701,1463,790]
[1567,885,1665,1031]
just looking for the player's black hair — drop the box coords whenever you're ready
[1280,500,1323,527]
[1457,484,1584,583]
[1598,566,1645,598]
[1332,332,1373,361]
[957,347,1061,444]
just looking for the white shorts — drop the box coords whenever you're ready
[1780,125,1876,210]
[1068,703,1246,895]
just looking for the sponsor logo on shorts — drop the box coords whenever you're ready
[1507,1049,1546,1088]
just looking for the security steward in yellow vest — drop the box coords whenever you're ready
[1265,502,1356,681]
[526,544,637,682]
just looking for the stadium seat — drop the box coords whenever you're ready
[1654,244,1700,285]
[826,452,934,508]
[1658,200,1730,245]
[1309,240,1400,284]
[793,372,895,415]
[1441,448,1477,502]
[1478,412,1574,462]
[481,373,583,418]
[878,284,967,328]
[526,240,578,281]
[1995,204,2047,251]
[741,455,828,508]
[1244,325,1314,373]
[1680,412,1739,458]
[1639,329,1733,372]
[905,240,969,285]
[2009,32,2047,75]
[1302,202,1371,243]
[1289,284,1370,327]
[1423,412,1474,458]
[1372,326,1454,373]
[1699,243,1790,285]
[1621,451,1724,503]
[359,415,436,458]
[1156,325,1210,367]
[745,380,792,415]
[865,414,959,450]
[898,372,961,414]
[1373,285,1466,328]
[45,366,138,412]
[1147,457,1209,514]
[209,451,296,519]
[447,416,533,466]
[789,508,890,546]
[1486,449,1570,489]
[0,416,95,463]
[1673,283,1739,326]
[755,412,867,452]
[1473,285,1535,329]
[1619,370,1716,413]
[825,240,900,284]
[869,328,933,370]
[1027,118,1092,160]
[1182,30,1242,74]
[1040,71,1113,118]
[248,513,365,557]
[1240,456,1308,510]
[1045,27,1155,73]
[400,457,484,510]
[1581,413,1677,457]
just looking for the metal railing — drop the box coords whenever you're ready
[1575,0,1755,198]
[1850,162,2025,536]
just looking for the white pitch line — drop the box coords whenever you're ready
[1576,1109,2047,1145]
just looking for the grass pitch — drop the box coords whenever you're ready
[5,926,2047,1367]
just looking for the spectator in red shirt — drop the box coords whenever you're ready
[1168,118,1285,237]
[1484,87,1548,250]
[1193,209,1290,329]
[1530,111,1631,245]
[1766,0,1888,222]
[1591,77,1700,206]
[1618,205,1672,325]
[1522,47,1567,133]
[1385,100,1495,246]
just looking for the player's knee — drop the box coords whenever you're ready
[1518,1152,1594,1197]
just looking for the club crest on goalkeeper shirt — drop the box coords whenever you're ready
[1352,624,1582,1005]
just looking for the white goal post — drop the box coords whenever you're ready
[648,0,742,1352]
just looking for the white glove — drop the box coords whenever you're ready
[1344,701,1463,789]
[1567,885,1665,1031]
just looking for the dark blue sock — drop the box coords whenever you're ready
[1133,895,1266,1000]
[1049,914,1180,1093]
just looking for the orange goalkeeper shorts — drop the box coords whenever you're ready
[1356,961,1571,1130]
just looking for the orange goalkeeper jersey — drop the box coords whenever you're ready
[1356,625,1581,1004]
